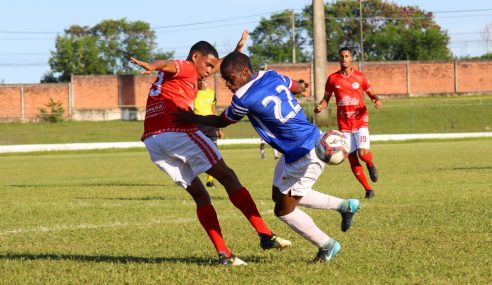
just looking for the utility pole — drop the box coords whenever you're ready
[359,0,364,71]
[312,0,327,116]
[292,10,296,63]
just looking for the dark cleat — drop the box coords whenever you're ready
[206,181,215,188]
[340,199,360,232]
[312,240,341,263]
[365,190,375,199]
[367,164,378,182]
[260,234,292,250]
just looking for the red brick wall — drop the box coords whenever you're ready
[72,75,119,109]
[0,60,491,121]
[0,85,21,119]
[457,61,492,93]
[410,62,455,94]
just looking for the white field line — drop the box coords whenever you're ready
[0,210,275,236]
[0,133,491,153]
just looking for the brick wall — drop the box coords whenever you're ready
[0,60,491,121]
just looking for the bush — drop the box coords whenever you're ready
[38,98,65,123]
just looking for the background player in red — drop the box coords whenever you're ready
[130,31,290,266]
[315,47,382,199]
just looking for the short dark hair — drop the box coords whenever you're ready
[220,51,253,74]
[338,47,352,54]
[187,41,219,60]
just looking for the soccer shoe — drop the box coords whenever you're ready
[260,234,292,250]
[206,181,215,188]
[218,254,247,266]
[367,164,378,182]
[340,199,360,232]
[312,240,341,263]
[365,190,375,199]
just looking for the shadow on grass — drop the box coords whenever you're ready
[0,252,264,265]
[8,183,169,188]
[0,253,215,265]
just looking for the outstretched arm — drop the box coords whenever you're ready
[130,57,177,75]
[173,108,231,128]
[211,30,249,74]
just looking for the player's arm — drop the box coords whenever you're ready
[211,30,249,74]
[315,78,333,113]
[173,108,232,128]
[211,104,225,138]
[130,57,177,75]
[365,89,382,109]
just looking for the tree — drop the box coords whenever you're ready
[44,18,174,82]
[248,10,311,69]
[248,0,451,63]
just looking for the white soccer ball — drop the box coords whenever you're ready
[315,130,350,165]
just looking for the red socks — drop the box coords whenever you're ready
[348,155,372,191]
[229,187,272,236]
[359,152,374,167]
[196,204,231,257]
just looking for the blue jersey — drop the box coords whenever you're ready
[224,70,320,163]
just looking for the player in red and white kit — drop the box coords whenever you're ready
[130,31,290,266]
[315,47,382,199]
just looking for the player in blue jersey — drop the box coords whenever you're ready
[174,51,360,263]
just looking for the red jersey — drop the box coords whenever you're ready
[141,60,199,141]
[324,69,373,132]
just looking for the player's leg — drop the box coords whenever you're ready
[260,140,266,159]
[273,148,280,159]
[206,136,218,188]
[274,188,340,262]
[193,132,290,249]
[207,159,290,249]
[144,133,241,264]
[356,128,378,183]
[272,152,341,262]
[344,131,374,198]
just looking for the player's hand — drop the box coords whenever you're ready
[218,129,225,139]
[373,99,382,109]
[314,104,323,114]
[235,30,249,52]
[130,57,154,75]
[172,107,196,125]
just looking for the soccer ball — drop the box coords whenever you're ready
[315,130,350,165]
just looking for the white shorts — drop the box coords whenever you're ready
[272,148,325,197]
[143,131,222,189]
[343,127,371,153]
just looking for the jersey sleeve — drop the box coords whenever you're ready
[324,75,334,96]
[362,73,373,92]
[173,60,194,79]
[223,95,249,123]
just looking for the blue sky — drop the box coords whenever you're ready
[0,0,491,84]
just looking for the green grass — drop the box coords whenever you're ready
[1,95,491,145]
[1,140,491,284]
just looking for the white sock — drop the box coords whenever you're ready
[298,189,344,210]
[278,208,330,247]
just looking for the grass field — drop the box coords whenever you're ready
[0,140,491,284]
[1,95,491,145]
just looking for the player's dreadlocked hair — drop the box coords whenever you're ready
[220,51,253,74]
[187,41,219,60]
